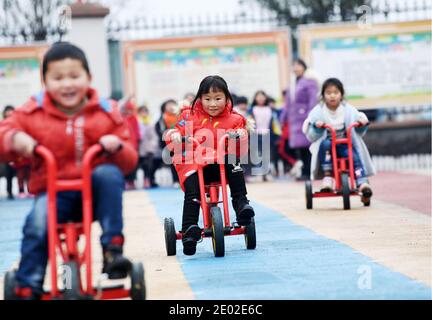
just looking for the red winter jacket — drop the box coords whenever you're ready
[166,100,248,189]
[0,88,138,194]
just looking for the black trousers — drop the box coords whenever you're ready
[182,164,248,232]
[5,164,15,197]
[296,147,311,178]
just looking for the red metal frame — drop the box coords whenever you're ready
[34,144,130,300]
[175,134,246,240]
[313,122,362,198]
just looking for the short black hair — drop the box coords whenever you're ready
[191,75,233,110]
[138,105,149,113]
[42,42,90,80]
[2,105,14,118]
[321,78,345,97]
[293,58,307,70]
[267,97,276,104]
[236,96,248,105]
[160,99,177,113]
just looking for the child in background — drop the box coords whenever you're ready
[3,106,32,199]
[137,105,158,188]
[155,99,180,187]
[234,96,255,179]
[249,90,281,180]
[120,95,141,190]
[168,75,255,256]
[0,42,138,299]
[2,105,16,199]
[302,78,374,196]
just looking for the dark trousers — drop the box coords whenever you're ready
[296,147,311,178]
[140,155,155,183]
[5,164,16,197]
[182,164,247,232]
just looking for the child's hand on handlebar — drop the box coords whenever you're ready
[314,120,325,128]
[357,113,369,127]
[12,131,37,158]
[236,128,247,138]
[99,135,123,153]
[170,131,182,144]
[357,118,369,126]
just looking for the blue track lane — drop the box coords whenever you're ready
[1,191,431,299]
[147,188,432,300]
[0,199,31,275]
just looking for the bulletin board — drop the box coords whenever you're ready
[298,20,431,109]
[0,45,47,114]
[122,30,291,118]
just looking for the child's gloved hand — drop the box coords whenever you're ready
[170,131,182,144]
[236,128,247,138]
[314,120,325,128]
[357,114,369,126]
[12,131,37,158]
[99,134,123,153]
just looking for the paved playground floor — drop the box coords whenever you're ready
[0,171,430,299]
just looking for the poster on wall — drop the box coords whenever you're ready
[122,31,291,118]
[298,20,431,109]
[0,46,47,114]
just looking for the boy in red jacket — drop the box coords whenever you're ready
[168,75,255,256]
[0,42,138,299]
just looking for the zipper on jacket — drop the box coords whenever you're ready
[66,119,73,135]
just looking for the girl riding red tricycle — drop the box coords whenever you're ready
[302,78,375,210]
[164,75,256,257]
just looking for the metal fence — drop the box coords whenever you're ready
[0,1,430,45]
[105,0,432,41]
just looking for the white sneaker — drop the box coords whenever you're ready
[321,176,335,192]
[289,160,303,178]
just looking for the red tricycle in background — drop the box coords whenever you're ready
[164,133,256,257]
[3,145,145,300]
[305,122,372,210]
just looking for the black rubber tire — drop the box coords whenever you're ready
[130,262,146,300]
[305,180,313,209]
[210,207,225,257]
[4,269,17,300]
[62,261,82,300]
[244,218,256,250]
[164,217,177,256]
[341,173,351,210]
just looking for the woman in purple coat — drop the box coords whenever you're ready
[280,58,319,180]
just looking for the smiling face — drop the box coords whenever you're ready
[43,58,91,112]
[201,87,227,117]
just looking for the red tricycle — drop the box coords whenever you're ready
[3,145,145,300]
[305,122,371,210]
[164,133,256,257]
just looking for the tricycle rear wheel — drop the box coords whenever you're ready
[341,173,351,210]
[244,218,256,250]
[305,180,313,209]
[210,207,225,257]
[164,217,177,256]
